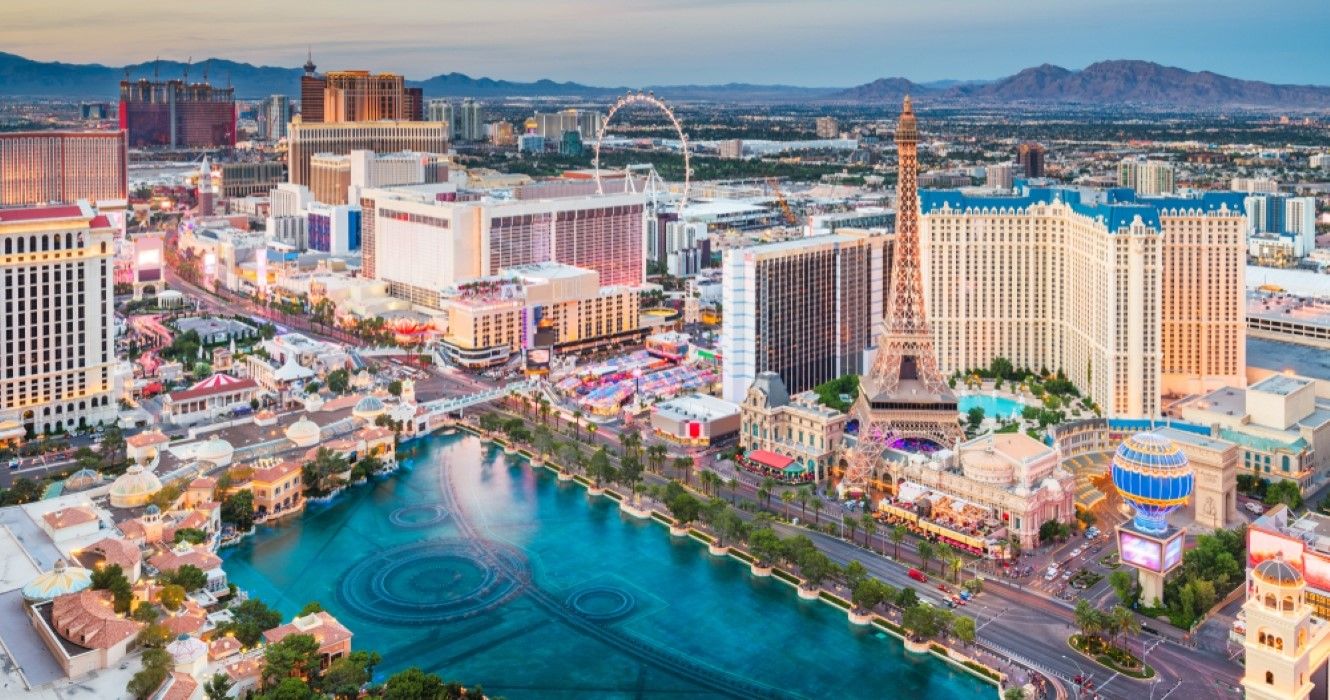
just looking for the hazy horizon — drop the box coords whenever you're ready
[2,0,1327,87]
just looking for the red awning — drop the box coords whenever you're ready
[748,449,795,470]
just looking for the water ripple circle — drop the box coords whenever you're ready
[337,540,528,626]
[387,503,452,528]
[567,586,636,622]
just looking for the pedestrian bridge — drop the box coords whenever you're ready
[422,380,532,415]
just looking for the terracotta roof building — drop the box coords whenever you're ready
[30,589,142,678]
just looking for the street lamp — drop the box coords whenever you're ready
[1061,654,1087,699]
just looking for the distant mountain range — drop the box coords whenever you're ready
[1,52,1327,108]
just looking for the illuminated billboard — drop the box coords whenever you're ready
[1119,530,1163,572]
[1304,551,1330,592]
[1248,528,1305,569]
[1163,536,1184,572]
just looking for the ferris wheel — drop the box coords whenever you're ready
[592,91,691,214]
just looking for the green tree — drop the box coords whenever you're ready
[267,677,314,700]
[666,488,702,527]
[966,406,986,432]
[90,563,133,614]
[303,447,350,495]
[159,584,186,611]
[798,550,837,591]
[221,490,255,531]
[672,456,694,484]
[298,601,324,617]
[895,586,919,608]
[387,380,403,397]
[902,604,944,640]
[889,525,908,559]
[325,369,350,394]
[382,667,472,700]
[263,633,322,689]
[173,527,208,545]
[1073,599,1107,641]
[861,512,878,550]
[318,650,381,699]
[646,444,667,474]
[1108,569,1140,608]
[917,540,936,575]
[953,614,977,645]
[748,526,783,567]
[160,564,208,592]
[1003,688,1027,700]
[203,673,233,700]
[219,598,283,647]
[126,647,172,699]
[587,447,615,486]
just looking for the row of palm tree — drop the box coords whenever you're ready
[1073,599,1142,656]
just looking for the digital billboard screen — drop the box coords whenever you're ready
[1163,536,1184,572]
[1304,551,1330,592]
[1248,528,1304,568]
[1119,530,1163,573]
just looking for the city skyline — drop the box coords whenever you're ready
[2,0,1328,87]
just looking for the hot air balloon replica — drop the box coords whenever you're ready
[1110,432,1193,606]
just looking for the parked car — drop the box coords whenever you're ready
[1245,502,1265,515]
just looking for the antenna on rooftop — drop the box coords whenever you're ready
[153,57,160,79]
[184,56,191,82]
[202,60,209,85]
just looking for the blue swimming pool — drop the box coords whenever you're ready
[222,432,992,699]
[958,393,1025,420]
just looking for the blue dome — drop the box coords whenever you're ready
[1110,432,1193,534]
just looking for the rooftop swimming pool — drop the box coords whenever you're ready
[957,393,1025,420]
[222,432,992,699]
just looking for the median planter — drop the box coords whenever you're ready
[797,585,821,600]
[848,610,874,625]
[708,543,729,556]
[750,563,773,577]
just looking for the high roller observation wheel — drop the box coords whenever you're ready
[592,91,690,214]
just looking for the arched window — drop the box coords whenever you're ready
[3,238,9,254]
[1259,631,1267,645]
[1267,671,1274,684]
[1276,637,1284,651]
[16,237,24,253]
[1266,593,1277,608]
[1284,596,1295,611]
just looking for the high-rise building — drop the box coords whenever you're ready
[362,187,647,306]
[118,78,236,149]
[427,100,456,137]
[0,131,127,207]
[718,140,743,160]
[459,99,484,141]
[1311,153,1330,169]
[720,230,893,403]
[217,161,286,198]
[308,150,449,205]
[0,203,117,437]
[919,187,1247,416]
[286,121,449,186]
[985,163,1015,190]
[300,53,325,124]
[259,95,291,141]
[1016,142,1046,178]
[815,116,840,139]
[298,61,421,124]
[1232,177,1280,194]
[1117,159,1175,195]
[490,122,515,147]
[534,109,603,140]
[1246,194,1319,258]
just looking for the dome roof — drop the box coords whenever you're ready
[22,559,92,602]
[109,465,163,508]
[352,395,386,420]
[1254,555,1303,587]
[1110,432,1193,534]
[285,417,321,447]
[145,504,161,516]
[165,634,208,664]
[195,439,233,463]
[64,468,102,491]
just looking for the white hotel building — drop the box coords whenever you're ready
[0,203,117,439]
[919,187,1247,418]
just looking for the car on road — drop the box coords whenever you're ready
[1044,568,1059,581]
[908,568,928,582]
[7,459,18,471]
[1061,570,1073,580]
[1071,546,1084,557]
[1245,502,1265,515]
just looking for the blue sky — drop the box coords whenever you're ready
[2,0,1326,86]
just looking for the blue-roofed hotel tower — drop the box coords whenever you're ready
[917,184,1246,418]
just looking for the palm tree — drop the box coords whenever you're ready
[779,489,796,515]
[861,512,877,550]
[844,514,858,543]
[571,409,583,440]
[673,456,694,484]
[797,488,811,519]
[646,444,667,474]
[586,422,598,443]
[945,551,965,583]
[1110,604,1140,653]
[810,496,823,525]
[538,397,551,425]
[760,478,778,507]
[917,540,936,575]
[726,477,739,505]
[1073,599,1106,641]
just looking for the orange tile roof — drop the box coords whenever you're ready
[357,426,394,441]
[84,537,142,570]
[161,606,207,636]
[224,657,262,682]
[188,477,217,491]
[50,589,142,650]
[252,459,302,484]
[126,431,169,448]
[156,672,199,700]
[208,636,242,660]
[43,506,98,530]
[118,518,149,541]
[149,545,222,573]
[263,611,353,649]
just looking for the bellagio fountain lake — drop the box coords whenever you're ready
[221,431,992,699]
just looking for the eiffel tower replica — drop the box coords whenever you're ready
[842,96,963,496]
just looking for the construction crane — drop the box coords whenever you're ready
[766,178,798,226]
